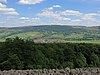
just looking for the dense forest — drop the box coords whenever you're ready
[0,37,100,70]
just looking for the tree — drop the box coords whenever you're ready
[8,54,24,69]
[89,53,100,67]
[62,61,74,69]
[0,54,24,70]
[74,52,87,68]
[63,46,75,62]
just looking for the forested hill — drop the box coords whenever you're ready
[0,25,100,40]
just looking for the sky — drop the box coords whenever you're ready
[0,0,100,27]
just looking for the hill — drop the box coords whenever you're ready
[0,25,100,41]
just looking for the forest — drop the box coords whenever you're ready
[0,37,100,70]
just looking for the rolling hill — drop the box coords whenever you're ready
[0,25,100,41]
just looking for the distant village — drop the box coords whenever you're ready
[33,39,65,43]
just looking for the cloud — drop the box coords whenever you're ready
[19,17,40,21]
[0,0,7,2]
[59,10,82,16]
[45,5,61,11]
[38,10,59,18]
[37,5,100,26]
[0,4,100,27]
[0,3,19,15]
[38,6,81,20]
[0,2,6,7]
[53,5,61,8]
[19,17,41,24]
[37,5,71,21]
[81,13,100,20]
[38,10,71,21]
[0,16,41,27]
[18,0,44,5]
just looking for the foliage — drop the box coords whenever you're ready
[0,37,100,70]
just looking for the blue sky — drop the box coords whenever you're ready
[0,0,100,27]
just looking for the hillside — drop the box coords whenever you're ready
[0,25,100,41]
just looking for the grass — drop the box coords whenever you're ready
[47,33,65,39]
[65,33,84,39]
[0,38,100,44]
[5,32,44,39]
[0,31,100,44]
[0,40,5,42]
[66,40,100,44]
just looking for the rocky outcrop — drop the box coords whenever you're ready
[0,68,100,75]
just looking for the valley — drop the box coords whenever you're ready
[0,25,100,43]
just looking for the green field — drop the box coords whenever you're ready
[0,38,100,44]
[66,40,100,44]
[0,25,100,42]
[5,32,44,39]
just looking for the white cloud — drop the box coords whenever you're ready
[44,5,61,11]
[0,3,19,15]
[0,0,7,2]
[20,17,30,20]
[70,19,82,25]
[53,5,61,8]
[38,10,71,21]
[0,16,41,27]
[19,17,40,23]
[0,4,100,27]
[0,3,6,8]
[38,10,59,18]
[59,10,82,16]
[81,13,100,20]
[18,0,44,4]
[57,17,71,21]
[37,5,100,26]
[37,5,71,21]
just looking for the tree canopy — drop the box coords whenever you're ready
[0,37,100,70]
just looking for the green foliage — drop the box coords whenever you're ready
[8,54,24,69]
[0,37,100,70]
[89,53,100,67]
[74,52,87,68]
[62,61,74,69]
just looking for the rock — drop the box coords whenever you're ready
[0,68,100,75]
